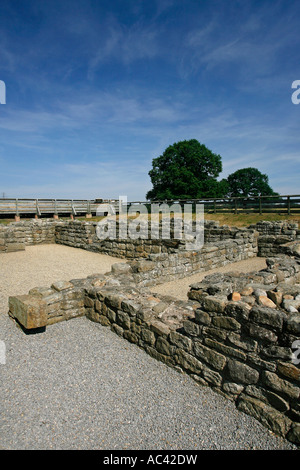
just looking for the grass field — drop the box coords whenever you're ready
[1,212,300,227]
[203,212,300,227]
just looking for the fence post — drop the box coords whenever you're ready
[287,196,291,215]
[259,197,262,215]
[35,199,40,218]
[234,198,237,214]
[15,198,20,221]
[53,199,59,219]
[86,201,92,218]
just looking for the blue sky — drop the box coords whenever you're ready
[0,0,300,201]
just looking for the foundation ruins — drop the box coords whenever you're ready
[1,218,300,446]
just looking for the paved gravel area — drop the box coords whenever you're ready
[0,245,297,450]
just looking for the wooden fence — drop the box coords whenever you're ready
[0,198,120,218]
[126,194,300,215]
[0,195,299,218]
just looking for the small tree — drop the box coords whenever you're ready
[146,139,222,200]
[225,167,277,198]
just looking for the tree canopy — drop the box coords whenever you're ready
[146,139,222,200]
[224,167,277,198]
[146,140,277,201]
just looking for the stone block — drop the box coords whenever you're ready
[249,305,286,330]
[150,319,170,337]
[175,349,203,374]
[6,242,25,252]
[111,262,132,275]
[262,371,300,400]
[51,280,74,292]
[227,359,259,385]
[202,295,227,313]
[193,340,227,370]
[237,395,292,438]
[212,316,241,331]
[9,295,47,329]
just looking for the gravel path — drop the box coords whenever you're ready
[0,245,297,450]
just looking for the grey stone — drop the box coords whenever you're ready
[227,359,259,385]
[237,395,292,438]
[262,371,300,400]
[249,305,286,330]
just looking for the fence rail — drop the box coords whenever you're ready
[0,195,299,218]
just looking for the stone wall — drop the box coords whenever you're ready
[8,252,300,446]
[0,220,56,253]
[54,219,258,262]
[55,220,175,259]
[249,221,300,257]
[126,236,257,287]
[2,218,299,260]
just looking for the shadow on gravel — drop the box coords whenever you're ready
[11,317,46,335]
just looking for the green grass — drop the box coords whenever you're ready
[203,212,300,227]
[1,212,299,228]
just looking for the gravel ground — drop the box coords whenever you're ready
[0,245,297,450]
[151,257,268,300]
[0,244,123,312]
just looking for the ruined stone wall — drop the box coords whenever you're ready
[3,218,300,444]
[3,218,299,260]
[54,219,258,262]
[126,236,257,287]
[55,220,175,259]
[249,221,300,257]
[8,253,300,445]
[0,220,56,253]
[1,219,299,259]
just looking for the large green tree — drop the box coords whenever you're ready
[225,167,277,198]
[146,139,222,200]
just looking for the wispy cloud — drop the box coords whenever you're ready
[87,19,160,79]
